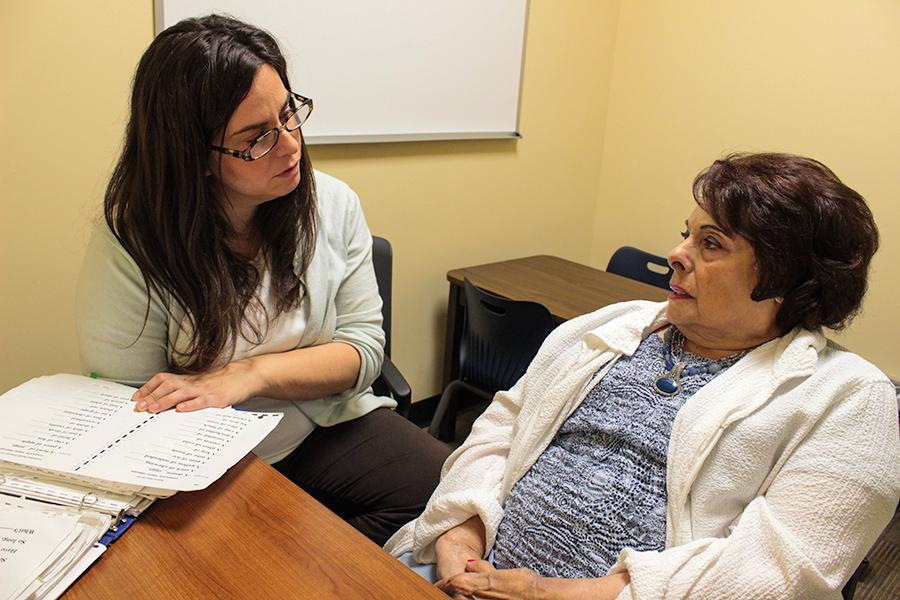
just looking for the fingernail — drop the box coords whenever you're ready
[135,401,146,411]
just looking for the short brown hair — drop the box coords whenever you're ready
[693,153,878,332]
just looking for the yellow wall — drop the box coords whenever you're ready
[0,1,620,395]
[2,0,896,396]
[0,2,155,392]
[591,0,900,377]
[310,0,621,398]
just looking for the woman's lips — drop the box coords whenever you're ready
[668,284,693,300]
[276,161,299,177]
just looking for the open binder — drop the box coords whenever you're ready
[0,374,282,599]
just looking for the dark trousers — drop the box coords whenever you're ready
[272,408,451,546]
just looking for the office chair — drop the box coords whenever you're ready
[429,278,557,442]
[370,236,412,417]
[841,559,869,600]
[606,246,673,290]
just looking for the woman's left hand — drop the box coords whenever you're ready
[437,560,631,600]
[132,359,263,413]
[436,560,543,600]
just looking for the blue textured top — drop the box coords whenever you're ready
[492,331,734,578]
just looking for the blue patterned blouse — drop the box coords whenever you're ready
[493,331,736,578]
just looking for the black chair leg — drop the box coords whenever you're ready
[841,558,868,600]
[430,380,462,442]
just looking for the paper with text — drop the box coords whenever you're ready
[0,502,79,599]
[0,374,282,491]
[0,496,109,600]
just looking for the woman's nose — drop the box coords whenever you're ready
[668,239,691,272]
[274,127,300,155]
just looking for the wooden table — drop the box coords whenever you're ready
[64,455,445,600]
[443,255,669,388]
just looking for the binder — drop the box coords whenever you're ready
[0,374,282,599]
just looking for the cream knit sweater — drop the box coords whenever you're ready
[385,301,899,599]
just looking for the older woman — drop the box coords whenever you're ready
[386,153,900,599]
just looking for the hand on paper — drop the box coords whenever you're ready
[435,516,488,580]
[132,359,262,413]
[436,560,543,600]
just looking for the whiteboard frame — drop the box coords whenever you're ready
[153,1,528,145]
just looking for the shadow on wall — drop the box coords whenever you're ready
[309,138,518,162]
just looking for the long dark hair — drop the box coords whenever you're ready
[105,14,317,372]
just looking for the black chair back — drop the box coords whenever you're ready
[606,246,673,290]
[370,236,411,416]
[372,236,393,356]
[430,279,556,441]
[460,278,556,392]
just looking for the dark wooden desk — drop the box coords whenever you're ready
[443,255,669,388]
[64,455,444,600]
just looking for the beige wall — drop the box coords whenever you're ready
[0,1,619,395]
[591,0,900,378]
[0,2,155,392]
[310,0,621,399]
[2,0,895,396]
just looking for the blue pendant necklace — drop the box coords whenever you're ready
[653,327,746,396]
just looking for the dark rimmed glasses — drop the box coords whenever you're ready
[210,92,313,161]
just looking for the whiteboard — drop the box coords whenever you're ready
[155,0,528,144]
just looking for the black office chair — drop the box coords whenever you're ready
[841,559,869,600]
[370,236,412,417]
[429,278,557,442]
[606,246,673,290]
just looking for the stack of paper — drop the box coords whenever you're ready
[0,374,282,507]
[0,374,283,599]
[0,496,109,600]
[0,468,155,518]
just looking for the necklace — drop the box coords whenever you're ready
[653,327,747,396]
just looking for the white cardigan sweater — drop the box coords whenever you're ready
[385,301,899,599]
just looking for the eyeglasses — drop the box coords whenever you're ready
[209,92,313,161]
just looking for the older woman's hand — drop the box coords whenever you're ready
[437,560,631,600]
[437,560,542,599]
[435,516,488,580]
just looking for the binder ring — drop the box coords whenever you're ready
[79,492,99,510]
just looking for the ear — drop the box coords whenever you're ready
[206,151,219,177]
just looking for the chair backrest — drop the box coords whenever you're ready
[371,236,393,356]
[460,278,557,393]
[606,246,673,290]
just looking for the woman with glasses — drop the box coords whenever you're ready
[75,14,449,545]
